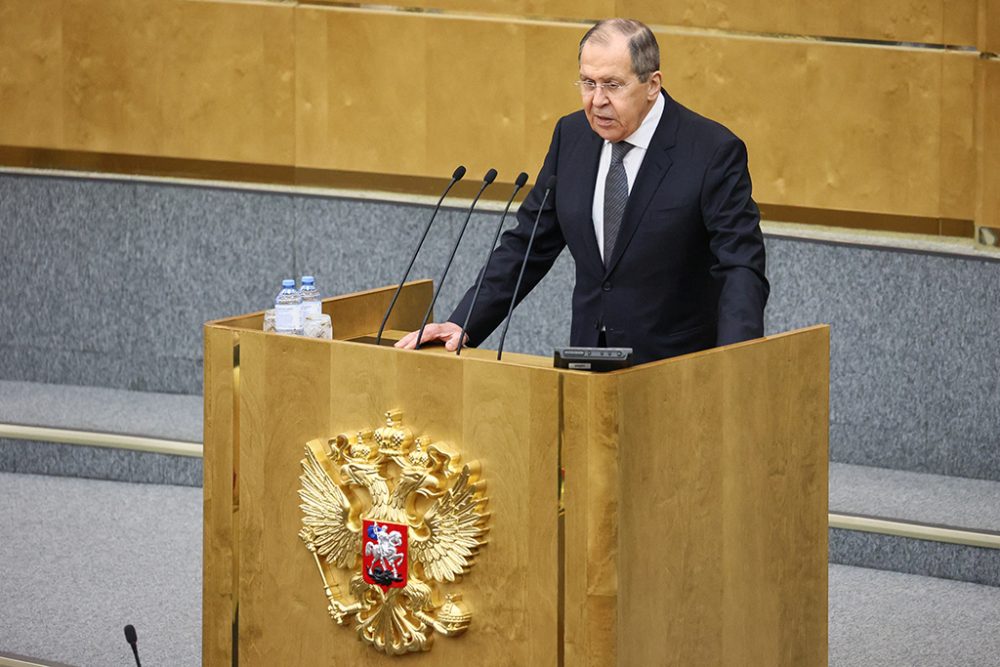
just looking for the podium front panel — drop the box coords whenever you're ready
[221,330,561,666]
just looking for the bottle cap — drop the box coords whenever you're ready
[302,276,315,284]
[282,279,295,288]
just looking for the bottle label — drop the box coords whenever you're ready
[303,301,322,319]
[275,304,300,332]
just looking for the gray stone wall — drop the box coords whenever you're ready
[1,172,997,478]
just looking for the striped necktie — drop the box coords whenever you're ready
[603,141,634,267]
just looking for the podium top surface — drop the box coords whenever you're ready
[205,281,828,377]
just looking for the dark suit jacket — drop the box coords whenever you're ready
[449,90,769,365]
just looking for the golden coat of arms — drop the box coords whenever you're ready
[297,410,490,656]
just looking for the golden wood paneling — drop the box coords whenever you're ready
[622,0,977,46]
[612,328,829,665]
[978,1,1000,237]
[229,335,561,665]
[423,17,527,179]
[939,51,980,218]
[295,9,582,184]
[155,0,296,164]
[206,283,561,665]
[59,0,169,156]
[296,8,428,173]
[982,0,1000,53]
[658,34,978,218]
[976,58,1000,234]
[0,0,64,148]
[523,22,591,172]
[319,0,978,45]
[0,0,985,226]
[202,325,238,667]
[237,328,332,664]
[206,285,829,665]
[1,0,296,163]
[560,372,621,667]
[299,9,977,219]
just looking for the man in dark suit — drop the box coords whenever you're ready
[396,18,768,364]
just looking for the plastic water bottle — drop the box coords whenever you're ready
[300,276,322,320]
[274,279,302,335]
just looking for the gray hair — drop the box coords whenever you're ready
[578,19,660,82]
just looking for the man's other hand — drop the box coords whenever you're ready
[394,322,468,351]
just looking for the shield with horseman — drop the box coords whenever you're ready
[362,518,408,589]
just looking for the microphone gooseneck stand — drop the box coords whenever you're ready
[456,171,529,356]
[415,168,498,349]
[375,165,467,345]
[496,174,556,361]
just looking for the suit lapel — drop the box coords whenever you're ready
[605,90,679,276]
[563,128,605,271]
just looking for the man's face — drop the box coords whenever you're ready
[578,33,662,143]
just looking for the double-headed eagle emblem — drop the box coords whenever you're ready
[297,410,490,655]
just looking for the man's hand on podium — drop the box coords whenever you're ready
[394,322,468,351]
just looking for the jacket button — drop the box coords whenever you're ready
[602,281,612,291]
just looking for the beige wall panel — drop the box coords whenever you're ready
[944,0,982,46]
[422,17,527,180]
[528,0,615,19]
[354,0,976,45]
[976,59,1000,233]
[523,23,591,177]
[0,3,982,223]
[940,52,979,219]
[0,0,64,147]
[983,0,1000,52]
[301,11,976,217]
[158,1,296,164]
[659,33,976,217]
[295,8,332,169]
[303,9,582,183]
[624,0,977,45]
[59,0,170,155]
[384,0,615,20]
[58,0,294,162]
[298,9,428,173]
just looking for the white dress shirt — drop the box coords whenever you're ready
[592,91,665,262]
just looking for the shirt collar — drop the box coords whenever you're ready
[614,90,664,151]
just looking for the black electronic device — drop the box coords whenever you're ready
[553,346,634,372]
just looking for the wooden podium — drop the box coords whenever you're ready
[203,281,828,666]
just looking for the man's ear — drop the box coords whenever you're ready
[647,71,663,98]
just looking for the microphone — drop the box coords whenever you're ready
[124,624,142,667]
[457,171,529,355]
[496,174,556,361]
[415,168,498,349]
[375,165,466,345]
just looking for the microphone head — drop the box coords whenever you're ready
[514,172,529,188]
[483,168,498,184]
[452,165,466,181]
[545,174,557,190]
[124,624,137,644]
